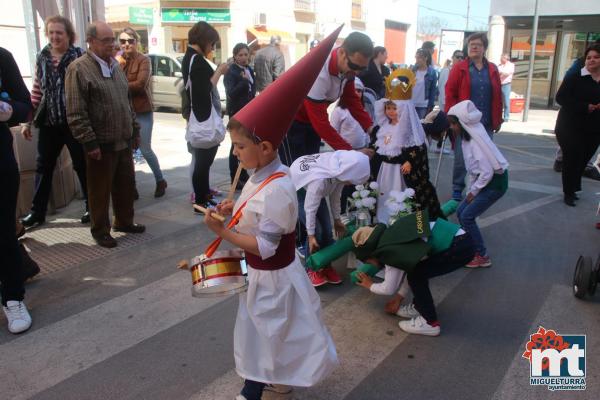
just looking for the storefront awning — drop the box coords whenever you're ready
[247,27,298,45]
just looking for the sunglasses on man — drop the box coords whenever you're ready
[347,58,367,72]
[120,38,136,45]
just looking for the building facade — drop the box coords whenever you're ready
[489,0,600,108]
[105,0,418,68]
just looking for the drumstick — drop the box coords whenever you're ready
[227,163,244,202]
[193,204,226,221]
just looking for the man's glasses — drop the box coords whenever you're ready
[119,38,136,45]
[347,58,367,72]
[95,36,116,45]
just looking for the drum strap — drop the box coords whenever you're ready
[204,171,287,257]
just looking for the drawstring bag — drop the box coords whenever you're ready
[184,54,225,149]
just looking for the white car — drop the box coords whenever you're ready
[148,53,226,113]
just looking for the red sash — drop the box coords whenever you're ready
[204,171,287,258]
[245,231,296,271]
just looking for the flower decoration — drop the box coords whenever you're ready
[385,188,417,225]
[522,326,570,371]
[347,182,379,212]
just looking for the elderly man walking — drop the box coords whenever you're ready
[66,21,145,248]
[253,35,285,92]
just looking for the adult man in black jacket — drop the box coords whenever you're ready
[0,47,34,334]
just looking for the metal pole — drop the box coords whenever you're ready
[523,0,540,122]
[466,0,470,31]
[433,132,448,187]
[21,0,38,79]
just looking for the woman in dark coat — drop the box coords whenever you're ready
[359,46,390,99]
[555,44,600,206]
[181,21,228,212]
[224,43,256,188]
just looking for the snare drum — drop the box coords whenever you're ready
[190,249,248,298]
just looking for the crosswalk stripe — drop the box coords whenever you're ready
[189,269,469,400]
[0,272,229,400]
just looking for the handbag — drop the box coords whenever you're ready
[184,54,225,149]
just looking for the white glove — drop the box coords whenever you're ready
[0,101,13,122]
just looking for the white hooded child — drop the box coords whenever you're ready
[290,150,371,286]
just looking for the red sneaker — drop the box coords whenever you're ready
[596,222,600,230]
[321,266,343,284]
[307,270,327,287]
[465,253,492,268]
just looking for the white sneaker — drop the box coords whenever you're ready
[264,384,292,394]
[3,301,32,334]
[235,395,247,400]
[399,316,440,336]
[396,303,421,319]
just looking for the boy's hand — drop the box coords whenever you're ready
[355,272,373,289]
[333,219,346,239]
[401,161,412,174]
[216,199,234,215]
[308,235,320,254]
[204,209,225,233]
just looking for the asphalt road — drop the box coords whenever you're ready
[1,113,598,400]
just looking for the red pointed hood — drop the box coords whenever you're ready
[232,25,344,147]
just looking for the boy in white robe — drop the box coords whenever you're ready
[203,26,341,400]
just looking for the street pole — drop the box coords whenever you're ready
[466,0,470,31]
[523,0,540,122]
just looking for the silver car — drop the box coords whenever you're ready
[148,53,226,113]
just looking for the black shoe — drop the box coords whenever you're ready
[133,187,140,200]
[80,211,90,224]
[564,194,576,207]
[93,234,117,248]
[21,212,45,228]
[113,223,146,234]
[206,197,218,207]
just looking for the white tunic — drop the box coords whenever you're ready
[330,107,370,149]
[304,179,344,236]
[233,157,338,386]
[375,120,406,225]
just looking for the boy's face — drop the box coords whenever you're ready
[230,129,275,169]
[385,105,398,120]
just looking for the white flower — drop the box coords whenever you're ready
[404,188,415,197]
[367,203,375,210]
[352,191,360,199]
[398,202,407,212]
[356,184,365,191]
[388,190,401,200]
[393,191,407,202]
[385,201,400,213]
[369,182,379,190]
[360,190,370,198]
[362,197,375,207]
[354,199,363,208]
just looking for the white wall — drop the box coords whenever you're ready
[491,0,600,17]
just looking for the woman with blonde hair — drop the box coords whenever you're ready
[20,15,88,228]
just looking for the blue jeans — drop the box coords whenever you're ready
[297,190,334,261]
[452,129,494,200]
[137,112,164,183]
[501,83,511,121]
[456,186,505,256]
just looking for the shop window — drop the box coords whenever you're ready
[510,32,557,80]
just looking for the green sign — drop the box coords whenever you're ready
[129,7,153,25]
[161,8,231,23]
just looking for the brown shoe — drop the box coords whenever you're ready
[93,234,117,248]
[133,187,139,200]
[154,180,167,198]
[113,223,146,234]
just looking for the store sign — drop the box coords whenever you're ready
[129,7,153,25]
[161,8,231,23]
